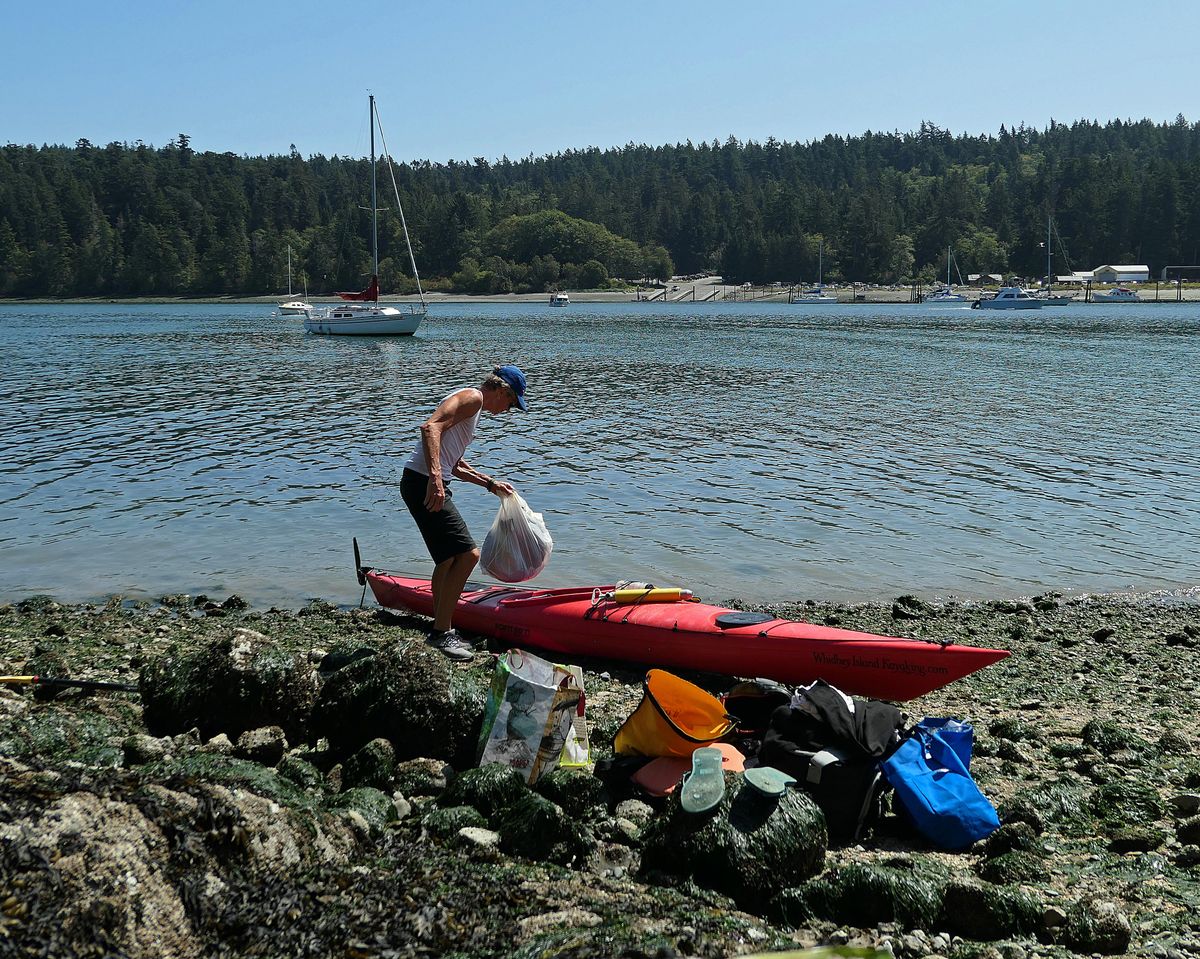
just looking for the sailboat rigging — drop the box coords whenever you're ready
[278,245,312,314]
[792,237,837,303]
[1029,214,1076,305]
[304,95,427,336]
[923,244,968,303]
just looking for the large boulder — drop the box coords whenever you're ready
[310,644,486,765]
[639,772,826,910]
[140,630,317,743]
[939,879,1043,940]
[1061,897,1132,955]
[438,763,528,822]
[496,792,595,866]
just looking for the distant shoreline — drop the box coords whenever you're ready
[6,284,1200,306]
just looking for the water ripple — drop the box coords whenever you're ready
[3,301,1200,605]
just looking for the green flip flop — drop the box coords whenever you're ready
[744,766,797,797]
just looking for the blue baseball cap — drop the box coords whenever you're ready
[494,364,528,411]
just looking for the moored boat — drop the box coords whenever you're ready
[972,287,1043,310]
[923,245,969,303]
[549,292,570,307]
[923,287,969,304]
[363,571,1010,701]
[791,237,837,303]
[304,95,427,337]
[792,288,838,304]
[1091,286,1140,302]
[1027,290,1076,305]
[277,245,312,315]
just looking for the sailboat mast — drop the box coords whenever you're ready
[818,238,823,287]
[947,244,952,287]
[287,244,293,296]
[369,95,379,283]
[1046,214,1052,288]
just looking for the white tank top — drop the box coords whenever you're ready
[404,388,481,478]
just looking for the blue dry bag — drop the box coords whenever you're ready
[882,728,999,850]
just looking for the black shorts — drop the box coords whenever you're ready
[401,468,477,564]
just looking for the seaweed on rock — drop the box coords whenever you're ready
[310,642,486,766]
[769,862,944,930]
[140,631,317,743]
[439,762,528,822]
[640,772,826,910]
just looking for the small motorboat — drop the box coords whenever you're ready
[549,292,570,307]
[972,287,1043,310]
[1027,289,1076,306]
[1091,286,1141,302]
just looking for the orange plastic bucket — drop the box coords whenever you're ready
[614,669,736,758]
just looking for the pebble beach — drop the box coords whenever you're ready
[1,588,1198,958]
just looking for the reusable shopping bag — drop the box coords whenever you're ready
[882,727,999,850]
[613,670,736,758]
[479,492,553,583]
[477,649,584,784]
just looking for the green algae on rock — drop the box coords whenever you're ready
[311,642,486,766]
[769,861,945,930]
[140,630,317,743]
[640,772,826,910]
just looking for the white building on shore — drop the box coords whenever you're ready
[1091,264,1150,284]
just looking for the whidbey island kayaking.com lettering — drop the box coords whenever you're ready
[811,652,949,677]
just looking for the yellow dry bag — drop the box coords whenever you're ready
[613,669,736,758]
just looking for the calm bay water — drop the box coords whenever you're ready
[2,300,1198,608]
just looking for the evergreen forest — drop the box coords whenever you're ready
[2,116,1198,298]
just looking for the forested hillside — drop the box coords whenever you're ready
[2,116,1198,297]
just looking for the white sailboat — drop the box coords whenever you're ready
[304,95,427,336]
[923,245,968,303]
[792,237,837,303]
[277,245,311,314]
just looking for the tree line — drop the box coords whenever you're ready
[1,116,1198,297]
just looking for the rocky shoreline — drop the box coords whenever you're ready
[1,590,1198,959]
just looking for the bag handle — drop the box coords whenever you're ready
[805,749,844,785]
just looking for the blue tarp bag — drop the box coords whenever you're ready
[915,717,974,768]
[882,728,999,850]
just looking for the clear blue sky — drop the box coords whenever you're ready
[6,0,1197,162]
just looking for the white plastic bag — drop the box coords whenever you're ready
[479,492,553,582]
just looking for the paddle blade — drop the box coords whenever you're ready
[353,537,367,586]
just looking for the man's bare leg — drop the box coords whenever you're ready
[431,548,480,632]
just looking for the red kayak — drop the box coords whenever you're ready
[365,571,1009,701]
